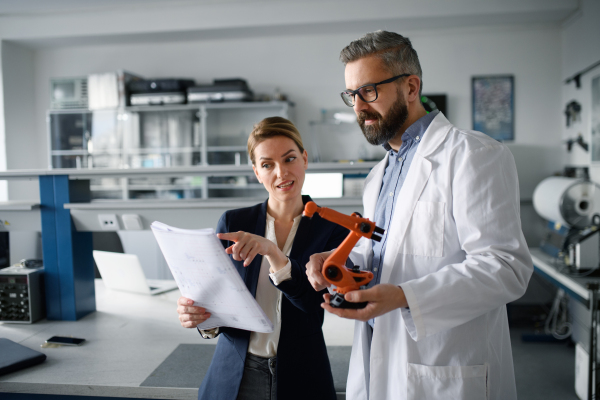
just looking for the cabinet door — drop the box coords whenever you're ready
[205,104,288,165]
[49,111,92,168]
[131,109,199,168]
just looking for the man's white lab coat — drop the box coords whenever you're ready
[347,113,533,400]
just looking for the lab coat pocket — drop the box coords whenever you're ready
[407,363,487,400]
[402,201,445,257]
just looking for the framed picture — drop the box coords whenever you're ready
[591,74,600,162]
[472,75,514,141]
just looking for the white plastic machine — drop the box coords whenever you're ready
[533,177,600,270]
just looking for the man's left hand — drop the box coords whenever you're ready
[322,284,408,321]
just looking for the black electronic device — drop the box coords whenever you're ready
[187,78,253,103]
[130,92,187,106]
[128,79,195,106]
[0,266,45,323]
[45,336,85,346]
[421,94,447,115]
[128,79,195,94]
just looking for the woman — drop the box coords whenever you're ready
[176,116,347,400]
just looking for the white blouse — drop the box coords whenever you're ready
[247,212,301,358]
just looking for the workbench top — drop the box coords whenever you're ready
[0,280,354,399]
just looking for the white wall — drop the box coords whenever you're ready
[23,23,564,201]
[1,41,39,200]
[561,0,600,181]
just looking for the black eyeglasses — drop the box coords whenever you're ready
[340,74,411,107]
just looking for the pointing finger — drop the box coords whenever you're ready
[217,232,244,242]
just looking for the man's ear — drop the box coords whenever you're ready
[405,75,422,103]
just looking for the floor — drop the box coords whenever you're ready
[511,328,580,400]
[324,313,582,399]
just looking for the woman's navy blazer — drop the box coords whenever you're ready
[197,195,348,400]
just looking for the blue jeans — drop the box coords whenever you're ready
[236,353,277,400]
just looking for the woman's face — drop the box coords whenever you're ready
[252,136,308,205]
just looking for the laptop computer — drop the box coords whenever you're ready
[93,250,178,295]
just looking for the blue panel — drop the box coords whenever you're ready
[69,180,95,319]
[53,175,77,320]
[39,175,61,320]
[38,175,95,321]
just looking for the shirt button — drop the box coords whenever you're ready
[398,157,403,162]
[374,268,378,272]
[416,136,420,141]
[389,192,393,197]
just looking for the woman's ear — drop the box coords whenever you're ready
[252,164,262,184]
[302,150,308,170]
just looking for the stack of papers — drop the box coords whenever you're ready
[151,221,273,333]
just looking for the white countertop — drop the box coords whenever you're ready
[0,279,354,398]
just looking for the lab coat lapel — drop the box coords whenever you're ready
[380,113,452,284]
[363,154,388,220]
[246,199,268,297]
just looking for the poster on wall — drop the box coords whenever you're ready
[592,75,600,162]
[472,75,514,141]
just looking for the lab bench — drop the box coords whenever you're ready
[0,280,354,400]
[530,248,600,400]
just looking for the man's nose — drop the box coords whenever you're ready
[353,95,369,114]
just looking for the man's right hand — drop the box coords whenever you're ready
[306,250,334,291]
[177,296,211,328]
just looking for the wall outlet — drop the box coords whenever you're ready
[98,214,120,231]
[122,214,143,230]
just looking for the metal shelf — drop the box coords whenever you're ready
[206,146,247,152]
[0,162,377,180]
[207,183,264,190]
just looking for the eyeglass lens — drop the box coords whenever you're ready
[341,85,377,107]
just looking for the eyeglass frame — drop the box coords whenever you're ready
[340,73,412,107]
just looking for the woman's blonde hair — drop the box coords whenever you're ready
[247,117,305,165]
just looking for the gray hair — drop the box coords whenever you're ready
[340,30,423,95]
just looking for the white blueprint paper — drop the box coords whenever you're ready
[151,221,273,333]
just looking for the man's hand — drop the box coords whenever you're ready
[322,284,408,321]
[306,250,334,291]
[177,296,211,328]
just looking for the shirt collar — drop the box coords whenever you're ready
[382,110,439,152]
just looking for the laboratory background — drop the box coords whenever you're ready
[0,0,599,399]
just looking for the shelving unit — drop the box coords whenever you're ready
[48,101,292,200]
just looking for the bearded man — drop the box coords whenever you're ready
[306,30,533,400]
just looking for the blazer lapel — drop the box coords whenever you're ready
[289,195,313,260]
[245,199,268,297]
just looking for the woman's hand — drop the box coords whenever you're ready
[217,231,288,270]
[177,296,211,328]
[306,250,334,291]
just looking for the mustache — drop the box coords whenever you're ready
[357,111,382,125]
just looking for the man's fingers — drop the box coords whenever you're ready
[344,289,367,303]
[321,302,370,322]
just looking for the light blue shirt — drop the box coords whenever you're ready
[367,111,439,328]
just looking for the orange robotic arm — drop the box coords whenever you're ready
[303,201,385,309]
